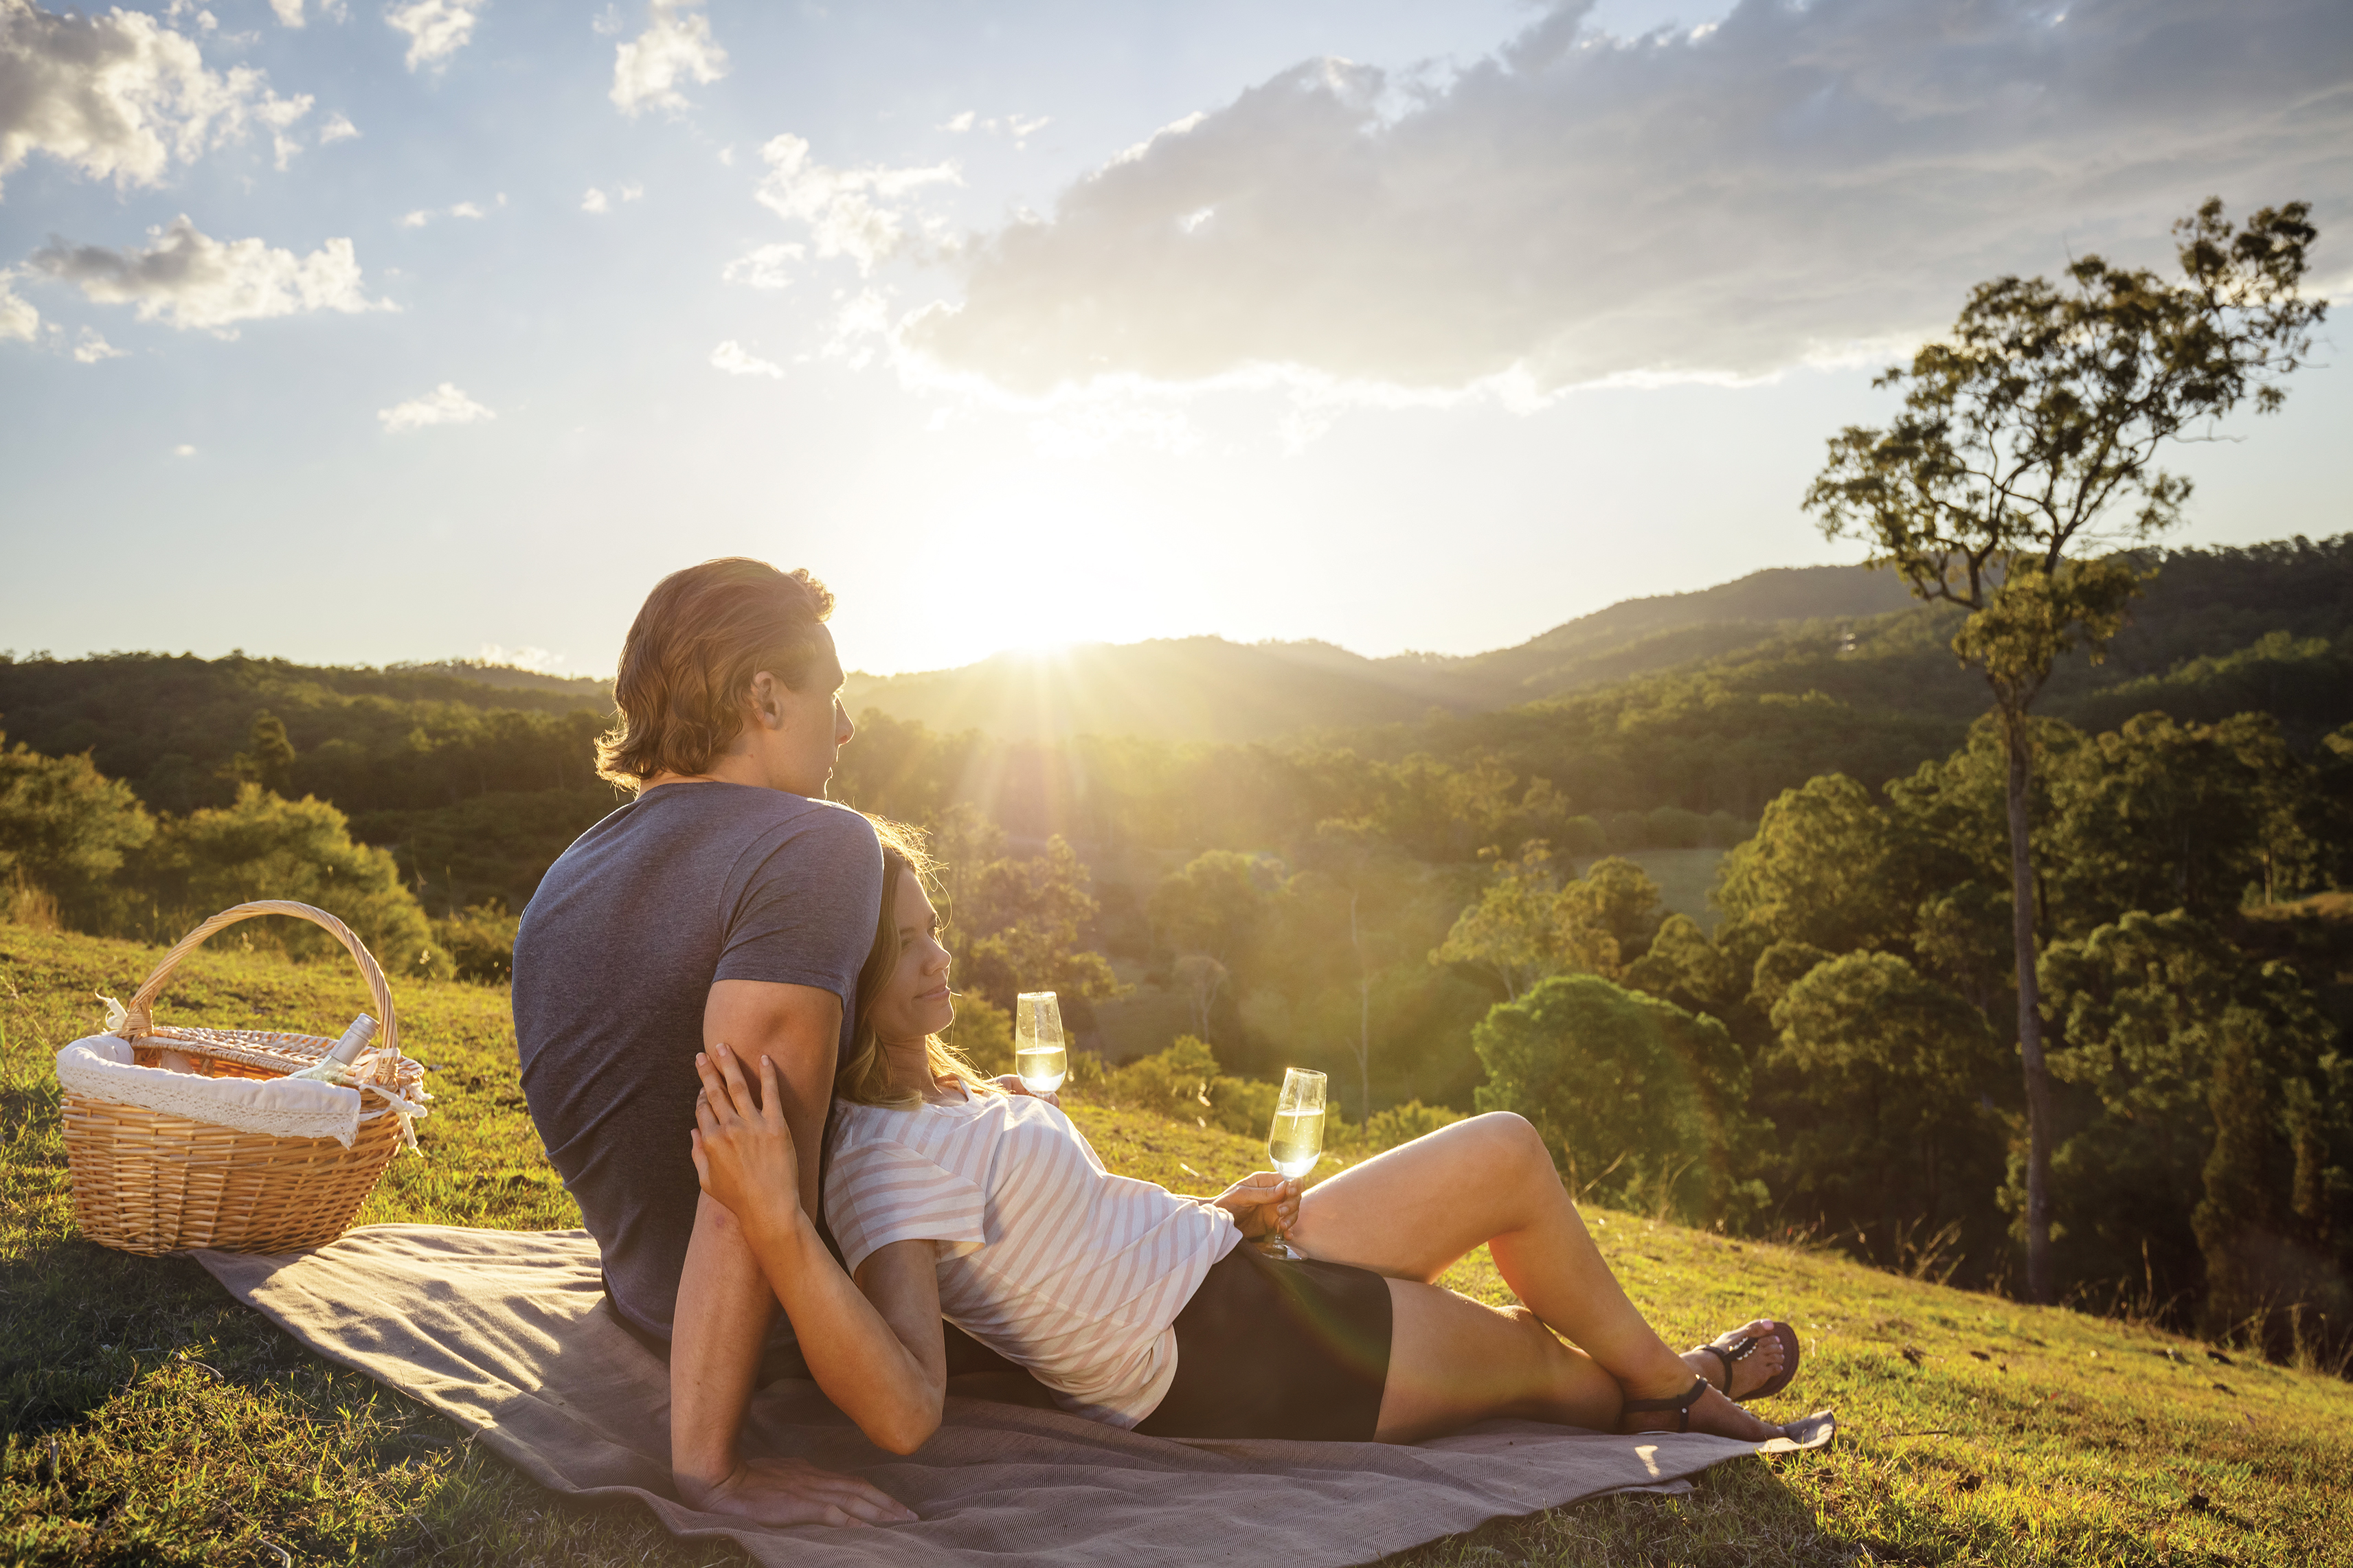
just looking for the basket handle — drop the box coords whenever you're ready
[118,900,402,1074]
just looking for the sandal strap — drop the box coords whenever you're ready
[1619,1374,1711,1433]
[1697,1334,1759,1396]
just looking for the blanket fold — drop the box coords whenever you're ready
[195,1225,1832,1567]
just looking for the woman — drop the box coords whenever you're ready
[688,828,1804,1457]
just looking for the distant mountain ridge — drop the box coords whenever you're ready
[841,562,1919,742]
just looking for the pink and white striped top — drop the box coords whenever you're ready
[824,1089,1241,1427]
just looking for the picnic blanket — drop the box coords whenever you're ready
[194,1225,1834,1567]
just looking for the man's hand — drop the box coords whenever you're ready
[679,1455,918,1527]
[690,1042,802,1235]
[991,1073,1060,1109]
[1209,1172,1301,1240]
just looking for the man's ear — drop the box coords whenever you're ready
[747,670,785,729]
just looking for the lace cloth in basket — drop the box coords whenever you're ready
[56,1034,383,1146]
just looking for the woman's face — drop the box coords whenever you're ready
[870,869,954,1047]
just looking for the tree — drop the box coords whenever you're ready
[1555,856,1664,972]
[0,735,155,926]
[143,784,440,975]
[1430,841,1565,1001]
[1803,198,2326,1302]
[1766,951,2005,1265]
[958,836,1121,1012]
[1149,848,1283,1045]
[2044,712,2317,922]
[1473,973,1764,1229]
[1716,773,1913,957]
[228,709,297,794]
[2040,909,2342,1339]
[1296,820,1382,1118]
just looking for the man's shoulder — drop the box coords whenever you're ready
[623,785,878,863]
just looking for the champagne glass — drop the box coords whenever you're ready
[1015,991,1068,1095]
[1259,1067,1326,1258]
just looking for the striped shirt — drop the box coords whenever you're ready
[825,1090,1241,1427]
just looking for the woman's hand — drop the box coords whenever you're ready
[1209,1172,1301,1240]
[690,1041,802,1236]
[991,1073,1059,1109]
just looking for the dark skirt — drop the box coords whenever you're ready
[1135,1242,1395,1442]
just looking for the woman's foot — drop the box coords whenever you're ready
[1681,1318,1791,1401]
[1617,1370,1788,1442]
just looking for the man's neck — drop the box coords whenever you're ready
[642,749,774,793]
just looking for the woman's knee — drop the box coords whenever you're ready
[1462,1112,1555,1181]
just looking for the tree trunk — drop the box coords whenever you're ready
[1350,886,1372,1124]
[2002,705,2056,1304]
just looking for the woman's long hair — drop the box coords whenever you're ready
[834,816,1002,1109]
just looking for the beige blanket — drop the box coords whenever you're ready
[196,1225,1833,1567]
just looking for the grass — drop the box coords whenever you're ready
[6,922,2353,1565]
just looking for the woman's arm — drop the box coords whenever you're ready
[692,1044,949,1455]
[1201,1172,1303,1239]
[671,985,912,1524]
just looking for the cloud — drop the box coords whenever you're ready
[937,109,1049,144]
[475,641,567,670]
[270,0,303,25]
[721,240,802,288]
[72,326,124,361]
[257,89,313,170]
[0,268,36,341]
[30,215,388,336]
[907,0,2353,398]
[385,0,484,72]
[318,111,359,144]
[581,181,640,214]
[710,339,782,377]
[611,0,725,116]
[404,195,502,225]
[0,0,317,197]
[753,133,959,272]
[379,380,493,431]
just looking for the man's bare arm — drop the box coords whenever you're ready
[669,981,912,1525]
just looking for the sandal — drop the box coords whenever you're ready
[1692,1321,1801,1402]
[1619,1374,1711,1433]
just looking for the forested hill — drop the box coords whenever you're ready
[847,536,2350,745]
[836,559,1930,741]
[2,533,2345,913]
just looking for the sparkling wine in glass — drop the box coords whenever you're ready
[1261,1067,1326,1257]
[1015,990,1068,1095]
[1268,1067,1327,1177]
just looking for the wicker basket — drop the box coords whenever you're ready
[60,900,427,1255]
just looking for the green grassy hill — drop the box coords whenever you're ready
[7,923,2353,1565]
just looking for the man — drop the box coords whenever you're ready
[512,558,912,1526]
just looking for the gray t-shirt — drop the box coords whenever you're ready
[511,782,881,1343]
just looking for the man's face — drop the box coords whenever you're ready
[763,624,854,797]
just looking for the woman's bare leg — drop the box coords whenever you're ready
[1374,1280,1621,1442]
[1290,1113,1784,1440]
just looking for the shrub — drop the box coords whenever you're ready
[0,736,154,929]
[1349,1099,1466,1156]
[141,785,445,977]
[1099,1036,1341,1141]
[432,902,520,984]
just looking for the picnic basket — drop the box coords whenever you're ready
[57,900,429,1255]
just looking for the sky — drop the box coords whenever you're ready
[1,0,2348,679]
